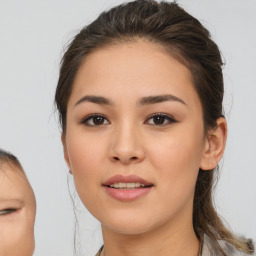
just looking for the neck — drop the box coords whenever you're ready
[101,212,200,256]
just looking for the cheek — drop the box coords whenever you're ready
[0,220,35,256]
[141,128,205,223]
[67,131,106,172]
[147,126,205,187]
[66,131,109,200]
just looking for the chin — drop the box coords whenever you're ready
[100,212,158,236]
[104,223,152,236]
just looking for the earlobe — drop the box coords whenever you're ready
[61,134,72,174]
[200,117,227,171]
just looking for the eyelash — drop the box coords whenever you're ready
[145,113,177,126]
[80,113,177,127]
[0,208,17,216]
[80,114,109,126]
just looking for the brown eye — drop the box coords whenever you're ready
[92,116,105,125]
[81,114,110,126]
[152,116,166,125]
[145,113,177,126]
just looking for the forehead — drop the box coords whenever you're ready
[0,163,33,201]
[78,41,191,81]
[71,41,198,104]
[0,162,24,178]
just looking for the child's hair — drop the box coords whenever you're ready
[55,1,254,254]
[0,148,23,170]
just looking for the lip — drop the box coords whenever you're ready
[102,175,153,202]
[103,174,153,186]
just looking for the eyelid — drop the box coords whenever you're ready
[80,113,110,126]
[0,208,18,216]
[145,113,177,125]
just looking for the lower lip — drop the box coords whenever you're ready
[103,186,152,202]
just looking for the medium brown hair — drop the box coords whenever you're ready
[55,1,254,255]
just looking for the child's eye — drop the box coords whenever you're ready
[81,114,110,126]
[0,208,17,216]
[145,113,177,126]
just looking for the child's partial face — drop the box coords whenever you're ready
[0,162,36,256]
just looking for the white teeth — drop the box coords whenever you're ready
[127,183,134,188]
[114,183,119,188]
[119,182,126,188]
[109,182,146,189]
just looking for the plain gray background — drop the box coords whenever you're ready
[0,0,255,255]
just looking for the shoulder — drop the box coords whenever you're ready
[202,234,255,256]
[218,240,255,256]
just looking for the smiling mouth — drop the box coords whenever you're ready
[103,175,153,189]
[102,175,153,201]
[107,182,153,189]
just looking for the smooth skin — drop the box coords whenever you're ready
[0,163,36,256]
[62,41,227,256]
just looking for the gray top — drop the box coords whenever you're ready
[95,234,255,256]
[202,234,255,256]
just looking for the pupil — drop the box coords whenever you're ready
[93,116,104,125]
[154,116,165,125]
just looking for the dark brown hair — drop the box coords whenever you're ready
[55,1,254,255]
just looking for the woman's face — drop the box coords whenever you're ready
[0,163,36,256]
[63,41,208,235]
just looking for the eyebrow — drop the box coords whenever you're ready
[74,94,186,108]
[74,95,114,108]
[138,94,186,106]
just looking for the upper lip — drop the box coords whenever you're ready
[103,175,153,186]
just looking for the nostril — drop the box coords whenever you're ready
[112,156,138,162]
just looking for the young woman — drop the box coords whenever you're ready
[55,1,255,255]
[0,149,36,256]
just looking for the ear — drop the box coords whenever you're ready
[61,134,72,174]
[200,117,227,170]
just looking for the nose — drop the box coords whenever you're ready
[110,123,145,165]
